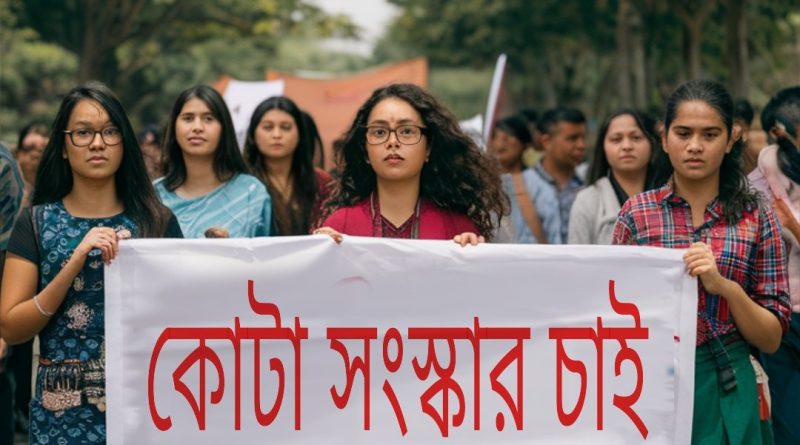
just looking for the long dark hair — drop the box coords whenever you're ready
[662,79,759,224]
[33,81,171,237]
[161,85,248,191]
[587,108,661,187]
[302,110,325,169]
[325,83,508,238]
[243,96,318,235]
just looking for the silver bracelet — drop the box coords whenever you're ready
[33,294,54,317]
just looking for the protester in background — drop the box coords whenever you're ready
[8,123,48,435]
[0,143,23,260]
[0,142,24,445]
[0,82,182,444]
[732,98,758,174]
[15,122,48,209]
[518,108,544,167]
[488,116,547,243]
[155,85,271,238]
[244,96,332,236]
[614,79,790,444]
[138,124,164,180]
[315,83,507,244]
[748,85,800,445]
[530,107,588,243]
[569,109,661,244]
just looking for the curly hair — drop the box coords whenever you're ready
[324,83,508,238]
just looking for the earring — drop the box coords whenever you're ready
[62,152,68,159]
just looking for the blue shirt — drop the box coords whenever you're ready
[154,173,271,238]
[523,161,584,244]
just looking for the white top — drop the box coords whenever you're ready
[567,176,620,245]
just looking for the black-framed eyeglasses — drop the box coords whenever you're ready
[63,127,122,147]
[365,125,427,145]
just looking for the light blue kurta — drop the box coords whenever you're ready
[154,173,271,238]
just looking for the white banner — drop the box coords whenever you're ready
[222,79,285,149]
[105,238,697,444]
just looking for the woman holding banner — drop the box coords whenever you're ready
[568,108,661,245]
[243,96,332,236]
[0,82,183,444]
[613,79,791,444]
[315,83,507,245]
[155,85,272,238]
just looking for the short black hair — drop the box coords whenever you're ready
[762,86,800,132]
[537,107,586,135]
[518,108,538,124]
[733,98,754,125]
[495,116,532,145]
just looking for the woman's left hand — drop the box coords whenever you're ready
[683,242,729,295]
[453,232,485,247]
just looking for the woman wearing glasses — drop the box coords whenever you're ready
[155,85,272,238]
[315,83,507,244]
[243,96,332,236]
[0,82,182,444]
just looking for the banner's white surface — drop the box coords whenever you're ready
[221,79,285,149]
[105,238,697,444]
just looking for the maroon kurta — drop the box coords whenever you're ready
[321,197,478,240]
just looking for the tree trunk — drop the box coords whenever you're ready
[616,0,633,107]
[630,5,647,109]
[671,0,718,81]
[684,21,703,80]
[726,0,749,97]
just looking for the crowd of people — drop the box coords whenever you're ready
[0,78,797,444]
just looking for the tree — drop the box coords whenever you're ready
[669,0,719,80]
[726,0,749,97]
[16,0,357,85]
[4,0,357,132]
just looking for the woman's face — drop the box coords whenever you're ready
[255,109,299,161]
[17,132,47,181]
[64,99,124,181]
[663,100,732,185]
[603,114,652,176]
[489,128,524,169]
[365,97,429,184]
[175,97,222,159]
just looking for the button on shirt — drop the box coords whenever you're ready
[612,184,791,345]
[529,162,585,244]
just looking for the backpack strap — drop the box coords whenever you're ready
[510,172,547,244]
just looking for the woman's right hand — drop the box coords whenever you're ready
[74,227,121,265]
[313,226,343,244]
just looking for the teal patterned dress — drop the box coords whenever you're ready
[24,202,137,444]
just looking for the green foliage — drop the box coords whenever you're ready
[429,67,493,120]
[0,0,359,142]
[1,0,797,146]
[0,0,78,143]
[378,0,799,122]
